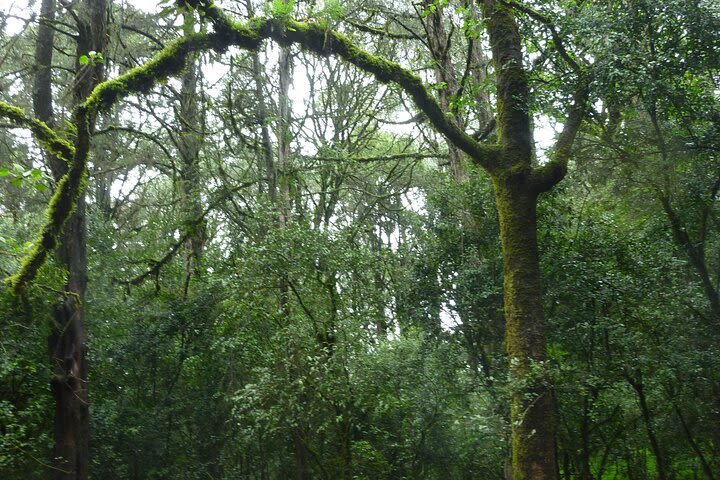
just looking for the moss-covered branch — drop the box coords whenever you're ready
[7,0,503,293]
[0,100,75,161]
[5,109,88,294]
[195,1,499,168]
[530,74,590,193]
[5,33,235,295]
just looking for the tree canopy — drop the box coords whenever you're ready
[0,0,719,479]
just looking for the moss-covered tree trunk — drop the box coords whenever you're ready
[42,1,107,478]
[492,174,557,480]
[30,0,84,477]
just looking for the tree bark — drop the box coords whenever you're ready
[493,176,557,480]
[38,1,107,478]
[178,11,206,296]
[32,0,55,126]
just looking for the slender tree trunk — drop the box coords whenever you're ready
[44,2,108,478]
[422,0,465,181]
[251,52,277,203]
[580,396,594,480]
[476,0,592,475]
[178,11,206,296]
[658,194,720,321]
[276,40,312,480]
[626,371,669,480]
[32,0,55,125]
[277,46,292,229]
[493,177,558,480]
[673,403,715,479]
[370,231,388,338]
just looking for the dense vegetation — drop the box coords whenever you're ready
[0,0,718,479]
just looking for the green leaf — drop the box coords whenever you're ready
[33,182,47,192]
[79,54,89,65]
[30,168,42,180]
[0,168,9,177]
[270,0,295,18]
[10,177,22,187]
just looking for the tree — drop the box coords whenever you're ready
[3,0,719,478]
[30,0,108,477]
[0,0,589,477]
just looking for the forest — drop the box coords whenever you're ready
[0,0,718,479]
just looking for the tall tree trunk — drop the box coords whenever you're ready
[277,46,292,229]
[493,178,557,480]
[32,1,108,478]
[178,11,206,296]
[478,0,573,477]
[278,45,311,480]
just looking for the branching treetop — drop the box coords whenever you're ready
[2,0,590,294]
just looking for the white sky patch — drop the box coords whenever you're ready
[534,114,560,163]
[440,300,461,332]
[2,0,32,35]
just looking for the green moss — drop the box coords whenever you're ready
[7,0,505,293]
[492,176,558,479]
[5,110,90,295]
[0,100,75,162]
[0,101,83,294]
[84,35,210,115]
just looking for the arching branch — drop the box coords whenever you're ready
[6,0,504,293]
[5,33,222,294]
[195,2,498,166]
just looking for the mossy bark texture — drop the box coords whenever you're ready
[493,176,556,480]
[479,1,587,478]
